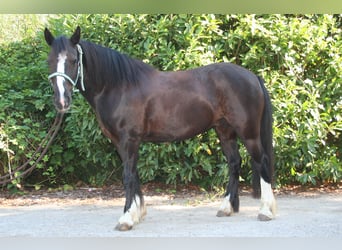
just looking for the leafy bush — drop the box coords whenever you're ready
[1,14,341,189]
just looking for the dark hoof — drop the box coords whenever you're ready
[115,223,133,231]
[216,210,231,217]
[257,213,272,221]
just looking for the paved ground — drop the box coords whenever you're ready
[0,189,341,237]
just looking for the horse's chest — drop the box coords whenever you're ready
[95,95,144,140]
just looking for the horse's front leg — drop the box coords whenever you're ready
[115,138,146,231]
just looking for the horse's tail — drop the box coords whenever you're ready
[252,76,274,198]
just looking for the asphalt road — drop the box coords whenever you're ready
[0,192,341,237]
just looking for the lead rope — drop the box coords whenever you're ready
[0,112,64,187]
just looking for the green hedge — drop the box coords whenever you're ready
[0,14,341,189]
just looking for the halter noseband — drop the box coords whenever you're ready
[48,44,85,91]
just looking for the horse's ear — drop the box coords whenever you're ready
[44,28,54,46]
[70,26,81,45]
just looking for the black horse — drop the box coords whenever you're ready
[44,26,276,231]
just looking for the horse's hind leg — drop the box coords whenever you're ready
[244,138,276,221]
[215,121,242,217]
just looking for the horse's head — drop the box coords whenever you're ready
[44,26,84,113]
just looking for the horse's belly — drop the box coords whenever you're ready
[142,96,215,142]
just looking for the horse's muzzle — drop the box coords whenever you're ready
[54,96,71,113]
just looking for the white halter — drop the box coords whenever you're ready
[48,44,85,91]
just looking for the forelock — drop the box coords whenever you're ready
[51,36,69,54]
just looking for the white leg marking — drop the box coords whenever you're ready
[217,194,233,217]
[56,52,67,107]
[118,195,146,229]
[259,177,276,220]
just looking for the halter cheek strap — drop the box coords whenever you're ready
[76,44,85,91]
[48,44,85,91]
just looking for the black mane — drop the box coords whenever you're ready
[79,40,155,87]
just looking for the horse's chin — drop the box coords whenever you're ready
[55,106,70,114]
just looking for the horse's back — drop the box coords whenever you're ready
[196,63,262,96]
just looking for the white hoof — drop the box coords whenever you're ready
[217,195,233,217]
[259,178,277,221]
[115,195,146,231]
[258,213,273,221]
[258,204,275,221]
